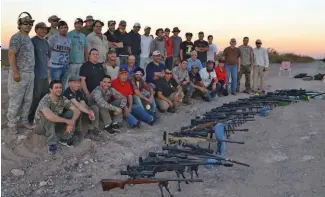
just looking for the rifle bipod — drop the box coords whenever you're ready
[158,182,174,197]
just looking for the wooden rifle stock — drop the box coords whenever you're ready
[101,179,168,191]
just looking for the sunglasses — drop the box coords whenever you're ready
[165,72,172,75]
[23,23,34,26]
[256,43,262,44]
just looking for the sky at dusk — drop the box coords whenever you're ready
[1,0,325,58]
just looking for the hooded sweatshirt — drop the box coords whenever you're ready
[150,37,166,57]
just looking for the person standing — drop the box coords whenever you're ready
[223,38,241,95]
[180,32,194,60]
[48,21,71,90]
[150,28,166,64]
[253,39,269,93]
[104,49,120,80]
[81,15,94,36]
[237,37,254,93]
[128,23,141,67]
[194,32,209,66]
[207,35,218,62]
[28,22,51,124]
[140,26,153,70]
[164,28,173,70]
[171,27,182,67]
[120,55,137,77]
[7,13,36,133]
[87,20,109,64]
[46,15,60,39]
[67,18,88,78]
[114,20,131,65]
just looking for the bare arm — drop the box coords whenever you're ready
[70,105,81,122]
[157,91,171,102]
[134,89,147,100]
[84,46,88,62]
[70,99,91,114]
[127,95,133,109]
[80,76,90,97]
[41,108,69,124]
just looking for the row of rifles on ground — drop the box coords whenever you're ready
[99,89,324,197]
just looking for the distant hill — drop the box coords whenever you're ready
[1,49,9,67]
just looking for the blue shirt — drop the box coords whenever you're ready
[186,58,203,72]
[48,34,71,68]
[145,61,165,84]
[67,30,88,64]
[31,36,51,79]
[120,64,137,76]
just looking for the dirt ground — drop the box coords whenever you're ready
[1,61,325,197]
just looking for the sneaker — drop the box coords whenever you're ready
[48,144,57,155]
[231,92,236,95]
[167,107,176,113]
[149,116,159,126]
[84,129,100,141]
[104,125,120,134]
[8,125,19,134]
[112,122,120,129]
[135,121,141,128]
[59,137,75,147]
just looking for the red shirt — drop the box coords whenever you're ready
[215,66,227,83]
[165,36,173,57]
[111,78,133,97]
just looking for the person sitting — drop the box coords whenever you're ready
[130,67,157,118]
[120,55,137,77]
[63,76,100,141]
[90,75,124,133]
[145,50,165,89]
[186,50,203,72]
[155,67,184,113]
[34,80,81,155]
[112,68,157,127]
[172,59,195,105]
[215,58,229,96]
[199,60,218,101]
[189,63,211,101]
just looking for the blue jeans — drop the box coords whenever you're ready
[133,93,157,116]
[225,64,238,93]
[125,104,154,127]
[213,123,226,155]
[165,56,173,70]
[50,66,69,89]
[134,55,140,67]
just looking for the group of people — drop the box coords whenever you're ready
[7,12,270,155]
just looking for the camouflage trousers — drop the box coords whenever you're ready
[237,65,251,91]
[7,71,34,127]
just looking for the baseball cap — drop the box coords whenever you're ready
[152,50,161,56]
[144,26,151,30]
[230,38,236,42]
[84,15,94,22]
[134,22,141,27]
[48,15,61,22]
[69,75,81,82]
[119,20,127,25]
[119,67,128,74]
[74,18,83,24]
[107,20,116,25]
[35,22,50,30]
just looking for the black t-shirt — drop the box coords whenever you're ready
[104,30,119,42]
[63,88,86,102]
[79,61,106,93]
[194,40,209,63]
[155,77,179,97]
[180,41,194,60]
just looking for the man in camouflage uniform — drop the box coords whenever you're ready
[7,14,35,133]
[237,37,254,93]
[45,15,61,39]
[34,80,80,155]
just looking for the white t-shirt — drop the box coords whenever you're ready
[207,43,218,61]
[199,68,216,87]
[140,35,153,58]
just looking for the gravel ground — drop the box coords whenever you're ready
[1,62,325,197]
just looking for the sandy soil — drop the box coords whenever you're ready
[1,61,325,197]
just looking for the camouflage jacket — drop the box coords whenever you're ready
[90,86,127,111]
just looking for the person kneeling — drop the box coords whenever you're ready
[199,60,219,101]
[172,59,195,105]
[189,64,210,101]
[155,67,184,113]
[131,67,158,118]
[215,58,229,96]
[90,75,124,134]
[112,69,156,127]
[63,76,100,141]
[34,80,81,155]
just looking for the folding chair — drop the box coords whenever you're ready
[279,61,292,77]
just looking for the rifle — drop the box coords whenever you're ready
[163,131,245,145]
[101,177,203,197]
[162,145,250,167]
